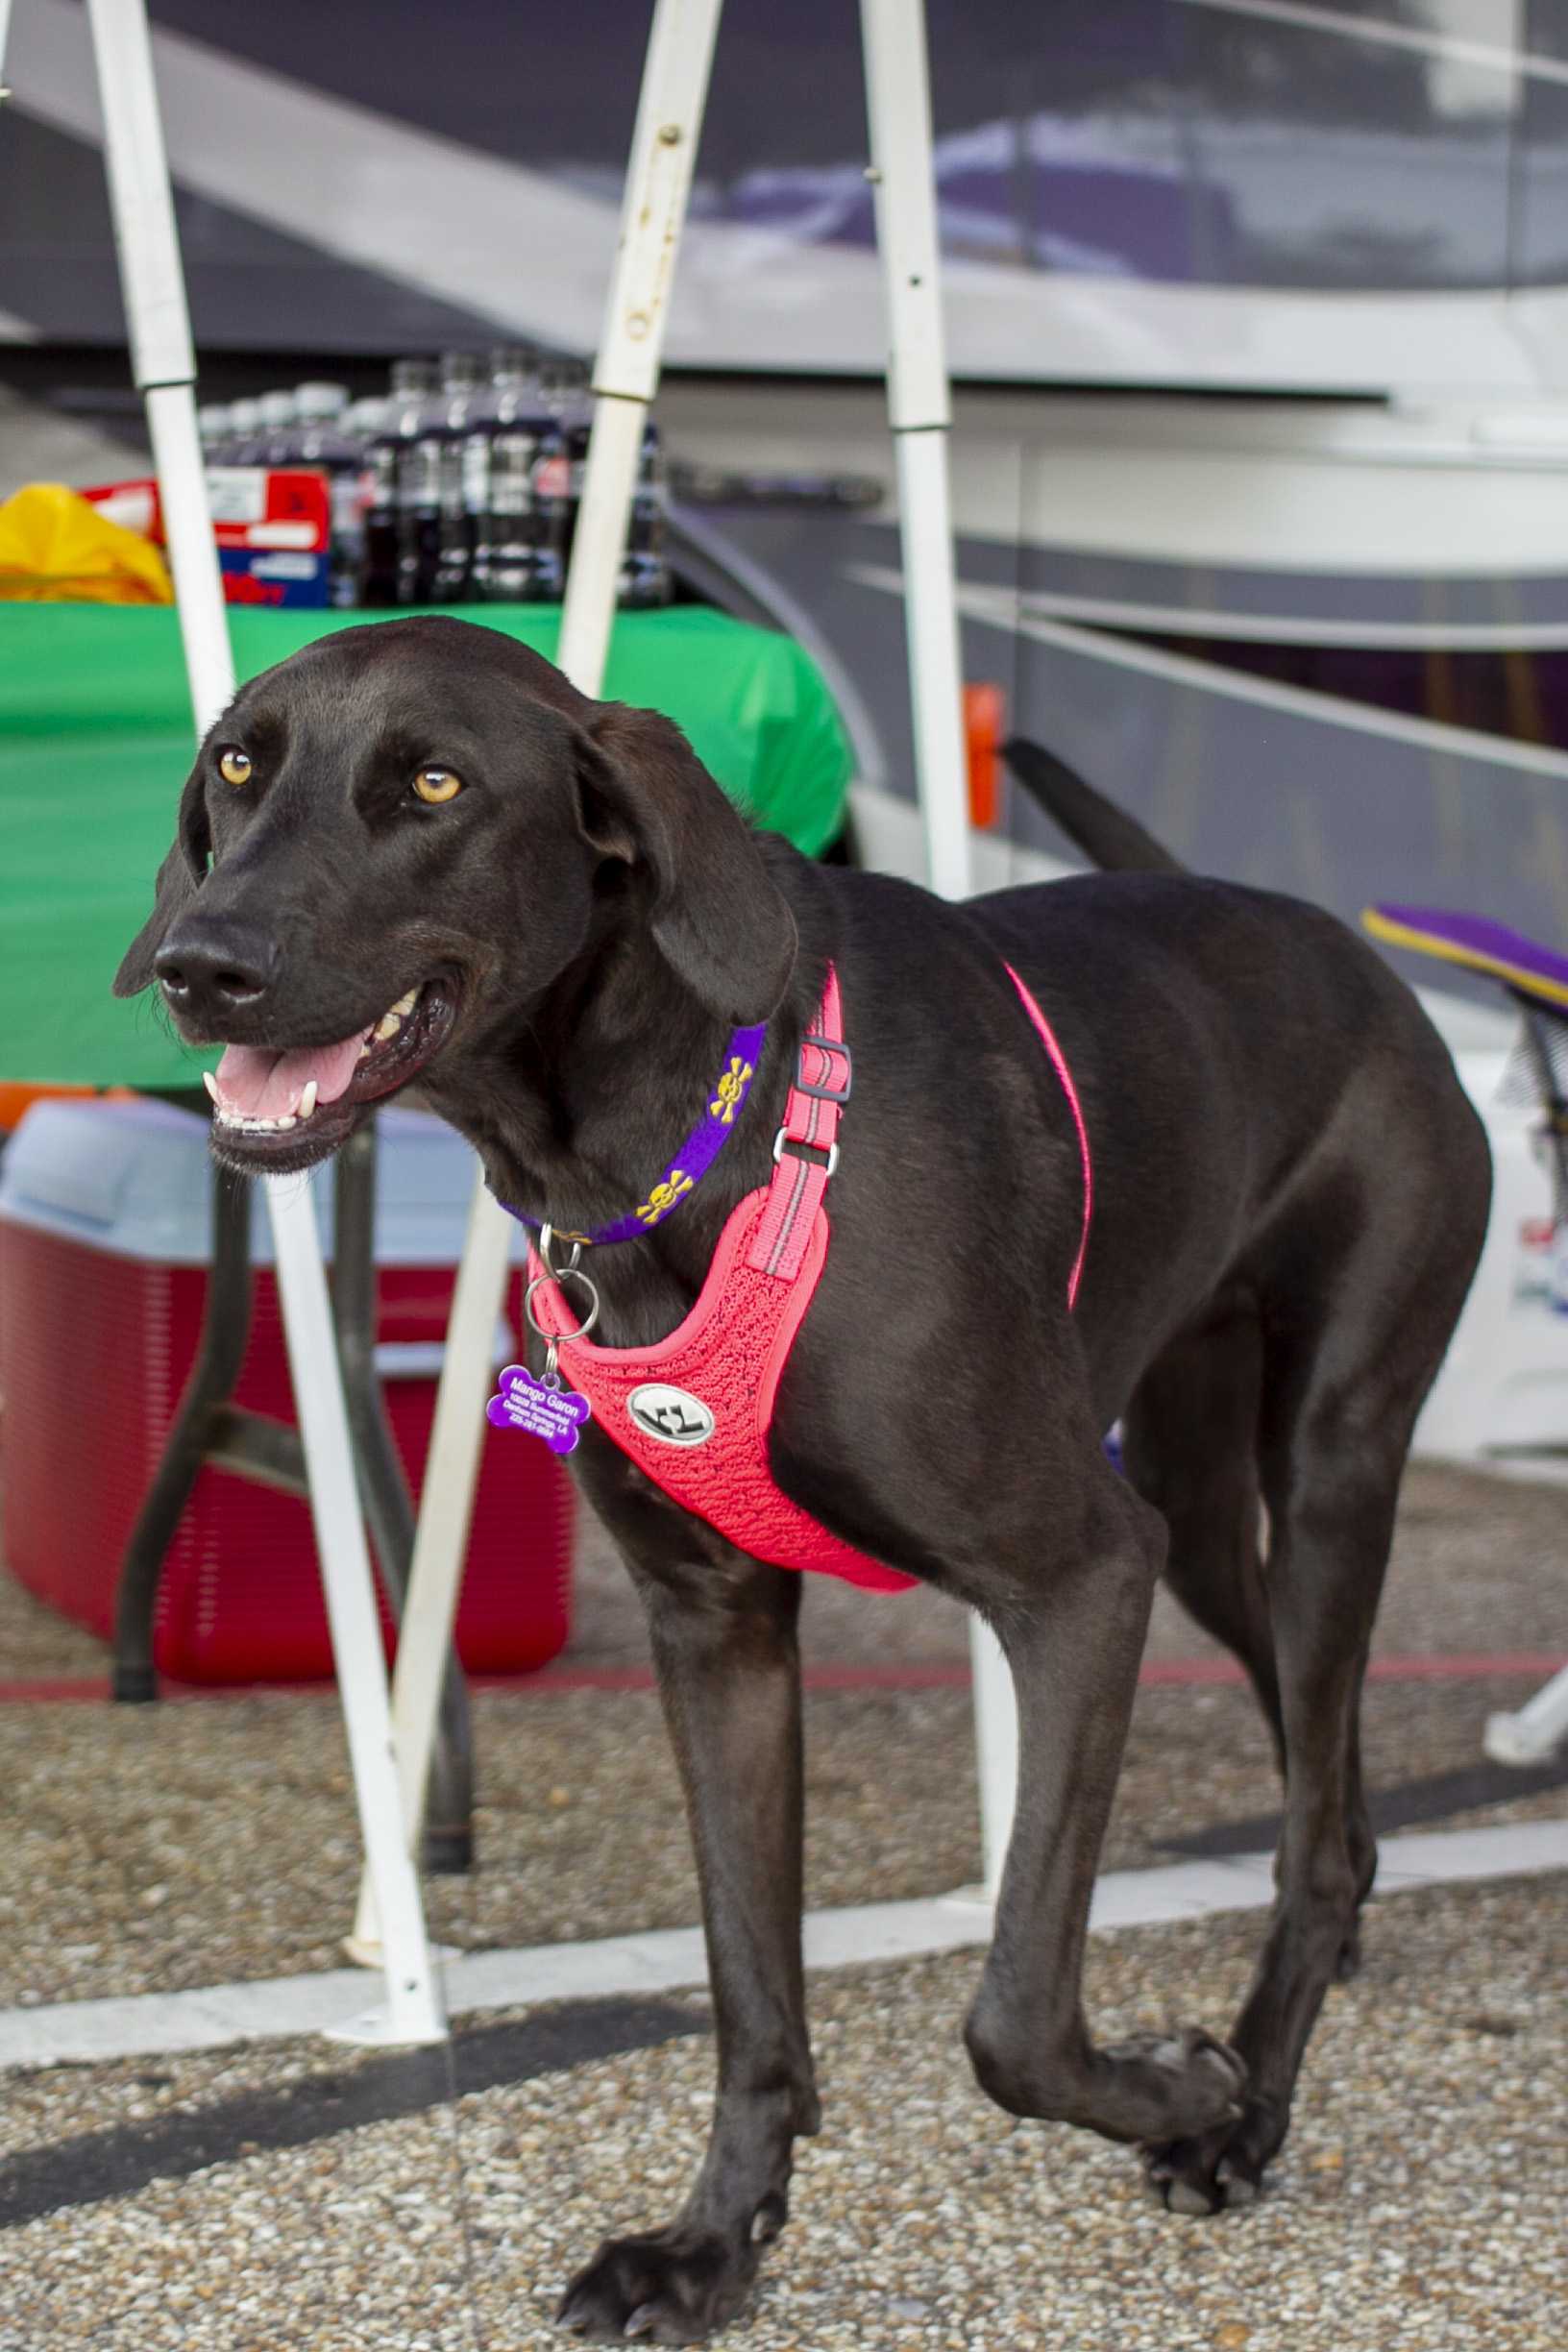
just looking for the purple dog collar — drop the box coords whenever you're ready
[502,1018,768,1247]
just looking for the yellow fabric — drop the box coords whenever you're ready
[0,482,173,605]
[1360,905,1568,1011]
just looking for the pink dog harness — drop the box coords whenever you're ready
[524,963,1090,1592]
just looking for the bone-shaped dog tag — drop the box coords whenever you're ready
[485,1364,592,1454]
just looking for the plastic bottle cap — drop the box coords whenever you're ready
[229,399,261,431]
[295,381,350,418]
[258,391,296,427]
[390,357,439,395]
[488,344,537,382]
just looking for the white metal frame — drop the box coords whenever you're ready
[366,0,1021,1933]
[352,0,733,1954]
[35,0,1558,2040]
[48,0,1027,2011]
[74,0,443,2045]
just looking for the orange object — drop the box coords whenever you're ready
[965,680,1005,829]
[0,1083,135,1134]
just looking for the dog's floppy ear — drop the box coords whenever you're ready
[575,701,797,1022]
[112,765,212,997]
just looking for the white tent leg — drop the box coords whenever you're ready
[376,0,1017,1921]
[269,1188,445,2045]
[1484,1665,1568,1766]
[86,0,442,2045]
[353,0,724,1958]
[348,1166,512,1962]
[859,0,1017,1898]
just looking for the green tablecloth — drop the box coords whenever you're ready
[0,604,851,1088]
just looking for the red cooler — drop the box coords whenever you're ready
[0,1098,572,1682]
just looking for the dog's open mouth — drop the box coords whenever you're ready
[203,974,459,1170]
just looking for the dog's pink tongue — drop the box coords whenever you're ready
[213,1034,364,1118]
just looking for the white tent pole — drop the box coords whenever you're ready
[1484,1667,1568,1767]
[86,0,442,2045]
[859,0,1017,1897]
[352,0,725,1960]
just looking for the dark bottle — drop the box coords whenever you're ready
[361,358,434,608]
[545,356,592,582]
[395,357,448,606]
[334,397,385,610]
[291,381,362,609]
[471,348,567,604]
[620,414,672,610]
[257,390,299,467]
[197,403,233,464]
[225,398,265,466]
[431,352,486,604]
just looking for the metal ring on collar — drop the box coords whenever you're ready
[526,1227,601,1347]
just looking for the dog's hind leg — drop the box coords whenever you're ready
[1144,1387,1402,2217]
[1120,1298,1284,1765]
[963,1455,1251,2146]
[1144,1112,1487,2217]
[554,1458,818,2344]
[1124,1305,1377,1991]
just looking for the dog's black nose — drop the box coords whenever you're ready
[155,920,281,1018]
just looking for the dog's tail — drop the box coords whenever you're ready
[1002,737,1185,874]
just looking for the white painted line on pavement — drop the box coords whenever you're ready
[2,1818,1562,2071]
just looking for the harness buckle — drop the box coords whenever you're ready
[794,1033,853,1106]
[772,1129,840,1178]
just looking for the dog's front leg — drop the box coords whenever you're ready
[964,1467,1248,2146]
[558,1481,816,2345]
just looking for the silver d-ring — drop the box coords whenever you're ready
[538,1222,584,1278]
[525,1263,600,1348]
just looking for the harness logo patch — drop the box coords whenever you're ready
[628,1383,716,1448]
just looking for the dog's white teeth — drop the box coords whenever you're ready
[375,1012,403,1042]
[358,1038,373,1060]
[213,1107,293,1133]
[202,1071,220,1104]
[392,989,419,1017]
[298,1080,318,1119]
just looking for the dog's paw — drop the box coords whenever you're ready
[1144,2095,1285,2217]
[1096,2026,1247,2141]
[556,2227,757,2344]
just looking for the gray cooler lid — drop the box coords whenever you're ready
[0,1098,526,1268]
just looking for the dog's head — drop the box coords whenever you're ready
[114,616,796,1175]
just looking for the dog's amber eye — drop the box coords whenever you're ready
[217,747,252,787]
[412,767,462,805]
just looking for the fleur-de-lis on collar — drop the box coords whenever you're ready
[636,1168,695,1227]
[709,1056,754,1126]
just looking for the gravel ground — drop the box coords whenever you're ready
[2,1453,1566,2010]
[2,1871,1563,2348]
[0,1667,1562,2012]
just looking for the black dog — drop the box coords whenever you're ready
[115,619,1490,2341]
